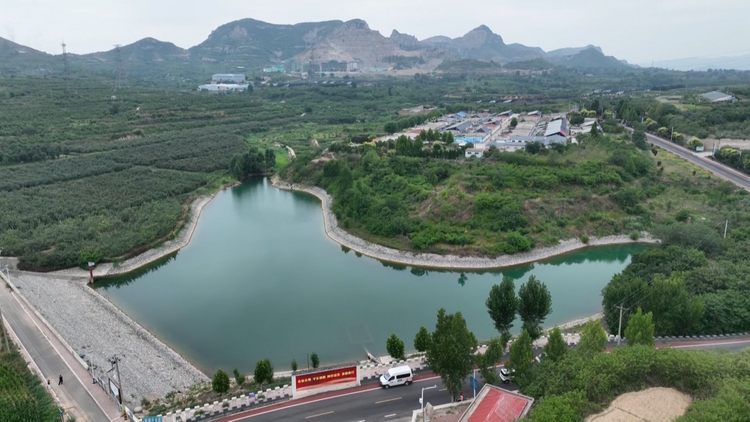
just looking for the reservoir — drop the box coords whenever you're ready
[96,178,649,374]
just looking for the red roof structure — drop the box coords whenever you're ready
[459,384,534,422]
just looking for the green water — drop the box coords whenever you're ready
[96,178,649,374]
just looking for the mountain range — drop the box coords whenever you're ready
[0,18,636,80]
[642,54,750,71]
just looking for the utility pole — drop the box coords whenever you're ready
[617,305,627,346]
[724,220,729,239]
[107,354,125,407]
[421,384,437,421]
[670,126,674,143]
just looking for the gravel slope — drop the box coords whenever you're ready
[10,272,208,405]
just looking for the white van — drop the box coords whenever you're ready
[379,365,414,389]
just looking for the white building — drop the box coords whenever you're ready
[465,148,484,158]
[212,74,246,84]
[198,84,249,92]
[701,91,736,103]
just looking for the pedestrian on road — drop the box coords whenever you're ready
[459,392,464,402]
[47,379,50,388]
[58,375,63,385]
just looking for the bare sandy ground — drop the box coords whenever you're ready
[586,387,692,422]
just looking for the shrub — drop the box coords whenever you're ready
[675,209,691,222]
[233,368,246,386]
[503,231,533,254]
[629,231,640,240]
[581,234,590,244]
[311,353,320,368]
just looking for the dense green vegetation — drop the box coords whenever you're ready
[525,346,750,421]
[593,87,750,140]
[0,321,58,421]
[1,68,747,272]
[286,129,742,257]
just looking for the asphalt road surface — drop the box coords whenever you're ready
[0,284,111,422]
[625,126,750,191]
[221,375,481,422]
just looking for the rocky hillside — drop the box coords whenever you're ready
[548,47,632,69]
[0,37,56,73]
[294,19,420,68]
[0,18,634,79]
[189,18,343,65]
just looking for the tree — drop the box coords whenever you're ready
[254,359,274,390]
[264,149,276,169]
[386,333,406,361]
[624,308,655,347]
[212,369,230,394]
[656,127,670,138]
[510,117,518,128]
[486,277,518,335]
[477,335,510,385]
[517,275,553,340]
[590,99,601,115]
[291,359,298,373]
[641,272,704,336]
[525,141,543,154]
[689,138,704,151]
[508,330,534,380]
[569,114,584,125]
[632,130,648,149]
[426,308,477,400]
[589,122,599,138]
[577,320,607,357]
[414,326,431,352]
[310,352,320,368]
[233,368,246,386]
[543,327,568,363]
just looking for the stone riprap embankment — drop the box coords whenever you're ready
[272,180,659,270]
[52,195,215,278]
[10,272,208,405]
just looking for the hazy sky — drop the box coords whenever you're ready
[3,0,748,64]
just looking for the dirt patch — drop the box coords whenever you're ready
[586,387,692,422]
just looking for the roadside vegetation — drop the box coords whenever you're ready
[0,316,58,421]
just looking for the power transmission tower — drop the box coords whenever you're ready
[61,41,71,92]
[308,44,315,78]
[114,44,127,91]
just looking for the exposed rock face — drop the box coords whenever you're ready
[390,30,422,51]
[295,19,419,67]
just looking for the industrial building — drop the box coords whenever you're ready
[211,74,247,83]
[701,91,737,103]
[544,118,568,137]
[198,84,249,92]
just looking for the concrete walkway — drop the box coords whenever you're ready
[0,273,122,421]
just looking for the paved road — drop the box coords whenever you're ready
[0,282,116,422]
[624,126,750,191]
[221,338,749,422]
[220,373,485,422]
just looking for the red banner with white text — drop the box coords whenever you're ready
[294,366,358,391]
